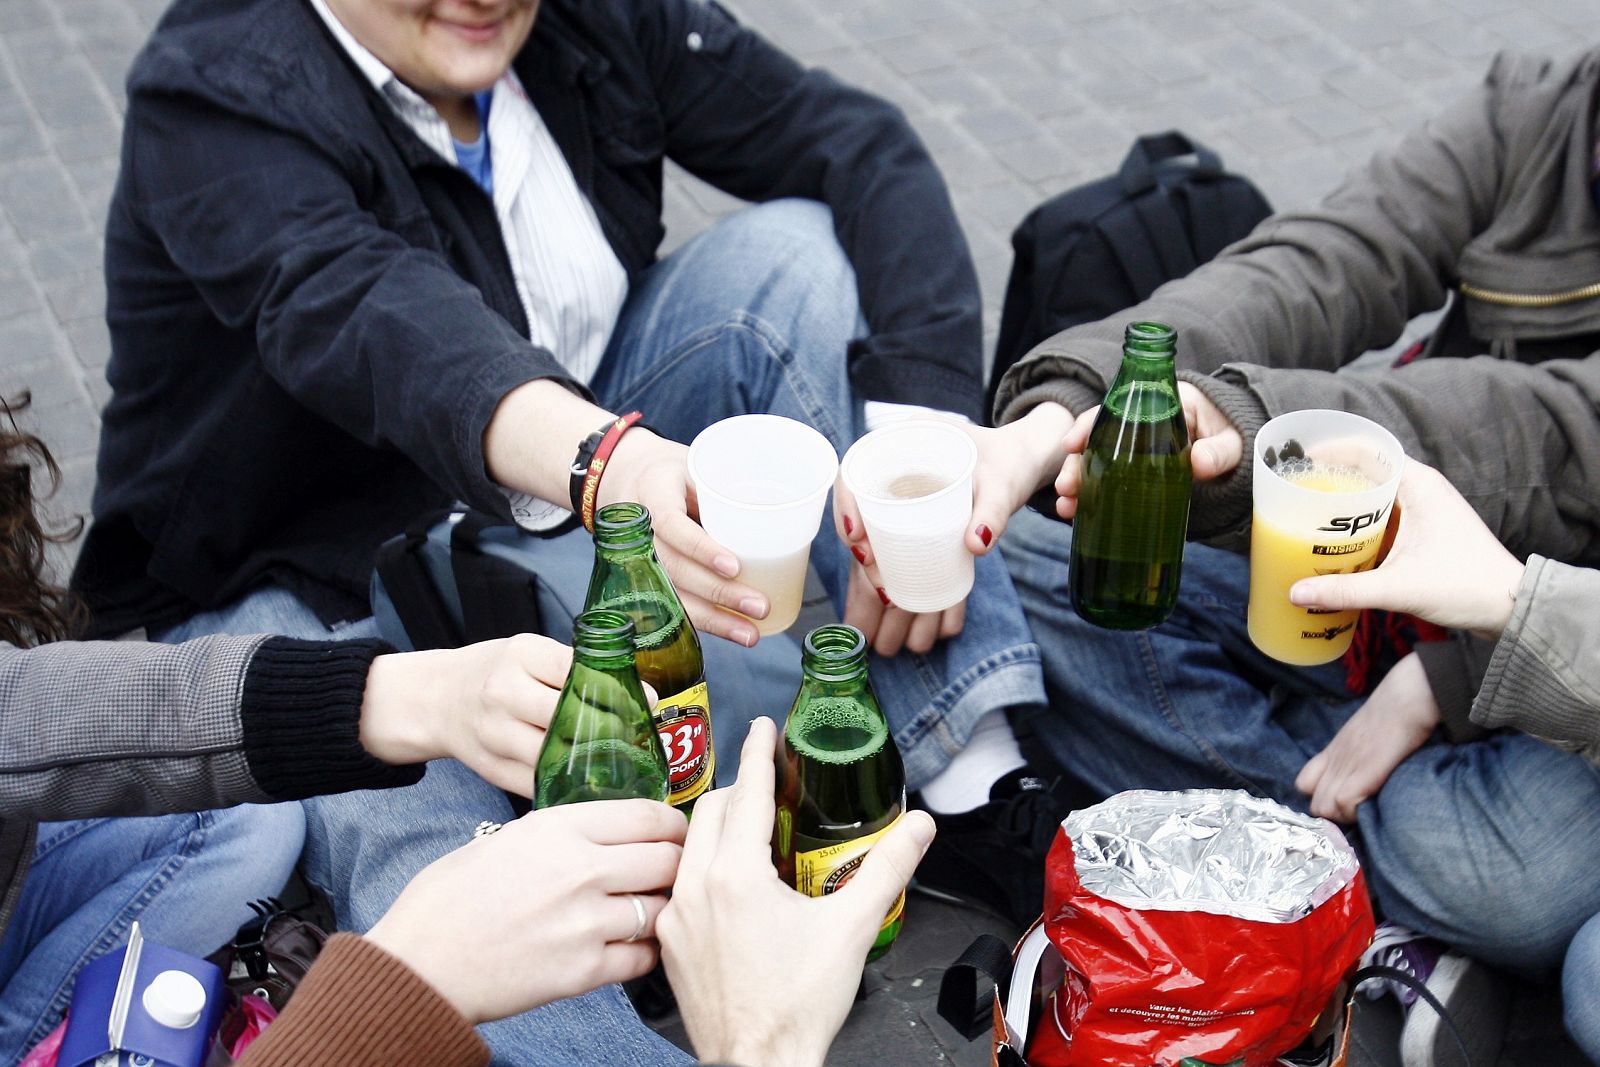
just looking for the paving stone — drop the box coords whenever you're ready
[0,4,1589,1060]
[63,311,111,372]
[17,394,100,462]
[870,34,956,77]
[27,231,103,282]
[1475,10,1570,52]
[957,105,1048,147]
[43,268,104,325]
[908,67,1003,114]
[0,356,88,412]
[46,122,120,164]
[0,310,64,367]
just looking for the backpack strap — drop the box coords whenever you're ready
[1118,130,1222,195]
[373,509,464,651]
[1352,963,1475,1066]
[1097,191,1197,302]
[937,933,1015,1041]
[1180,178,1233,265]
[450,510,546,645]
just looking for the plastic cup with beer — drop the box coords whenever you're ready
[687,414,838,636]
[1247,409,1405,665]
[840,420,977,614]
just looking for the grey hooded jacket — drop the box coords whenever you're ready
[0,634,409,945]
[997,48,1600,735]
[1476,556,1600,763]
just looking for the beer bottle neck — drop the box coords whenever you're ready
[593,502,656,556]
[1116,321,1177,379]
[799,624,869,683]
[572,608,640,671]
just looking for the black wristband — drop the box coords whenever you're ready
[568,423,609,513]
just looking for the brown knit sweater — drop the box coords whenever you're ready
[237,934,488,1067]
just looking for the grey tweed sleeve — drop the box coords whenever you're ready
[1,634,271,819]
[0,634,420,820]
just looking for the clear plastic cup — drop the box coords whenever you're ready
[687,415,839,636]
[1247,409,1405,665]
[840,420,977,613]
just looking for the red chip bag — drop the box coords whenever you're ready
[1030,789,1374,1066]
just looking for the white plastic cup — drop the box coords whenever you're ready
[840,420,977,613]
[688,415,839,636]
[1247,409,1405,665]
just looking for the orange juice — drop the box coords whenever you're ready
[1247,464,1383,665]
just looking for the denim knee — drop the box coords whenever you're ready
[1359,741,1600,974]
[1563,914,1600,1060]
[717,198,860,327]
[202,802,306,895]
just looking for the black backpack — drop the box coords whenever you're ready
[986,131,1272,418]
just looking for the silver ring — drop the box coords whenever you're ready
[472,820,504,841]
[624,894,649,944]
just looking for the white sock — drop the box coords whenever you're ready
[919,710,1026,814]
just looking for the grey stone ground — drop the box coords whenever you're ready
[6,0,1600,1062]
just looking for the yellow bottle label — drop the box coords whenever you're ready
[793,813,906,934]
[654,681,714,807]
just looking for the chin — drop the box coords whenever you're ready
[436,56,516,94]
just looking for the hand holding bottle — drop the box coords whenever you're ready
[1054,381,1241,520]
[366,798,686,1025]
[358,634,573,797]
[658,718,936,1067]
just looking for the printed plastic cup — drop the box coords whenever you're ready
[840,420,977,614]
[1247,410,1405,665]
[688,415,839,636]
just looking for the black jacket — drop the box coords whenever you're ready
[75,0,982,635]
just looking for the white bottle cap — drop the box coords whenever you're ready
[141,969,206,1030]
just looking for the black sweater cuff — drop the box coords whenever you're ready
[1178,370,1267,547]
[241,637,426,800]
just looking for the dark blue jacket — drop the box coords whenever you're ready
[75,0,983,635]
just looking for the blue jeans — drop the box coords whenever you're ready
[0,807,304,1063]
[157,201,1042,1065]
[1565,915,1600,1061]
[590,198,1042,788]
[155,591,688,1067]
[1002,509,1600,1032]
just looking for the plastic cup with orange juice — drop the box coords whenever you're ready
[1247,410,1405,665]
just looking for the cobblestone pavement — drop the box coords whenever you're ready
[5,0,1600,1062]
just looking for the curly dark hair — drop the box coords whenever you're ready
[1,393,84,646]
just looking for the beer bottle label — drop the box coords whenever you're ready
[653,681,714,807]
[793,812,906,934]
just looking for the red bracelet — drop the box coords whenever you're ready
[580,411,645,533]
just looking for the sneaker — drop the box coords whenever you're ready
[1398,951,1508,1067]
[1360,923,1445,1007]
[1356,923,1509,1067]
[910,769,1066,929]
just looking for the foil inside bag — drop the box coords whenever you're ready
[1061,788,1360,924]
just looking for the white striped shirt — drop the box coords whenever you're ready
[311,0,627,528]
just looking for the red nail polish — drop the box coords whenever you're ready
[852,545,868,565]
[977,524,993,547]
[876,586,891,606]
[843,515,854,536]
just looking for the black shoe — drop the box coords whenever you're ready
[910,769,1066,929]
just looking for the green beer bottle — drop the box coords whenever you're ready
[1068,320,1192,630]
[773,624,907,961]
[534,608,670,808]
[585,502,715,813]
